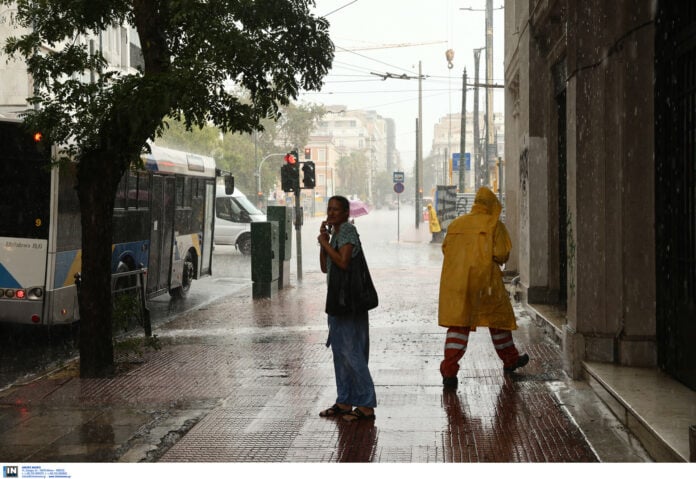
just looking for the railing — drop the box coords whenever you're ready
[111,268,151,337]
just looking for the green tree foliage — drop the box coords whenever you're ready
[2,0,333,377]
[155,117,221,157]
[157,100,325,200]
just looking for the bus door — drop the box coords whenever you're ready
[147,174,176,295]
[200,180,215,276]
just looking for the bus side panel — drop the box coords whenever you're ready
[44,287,80,325]
[48,164,82,325]
[201,180,215,276]
[45,249,80,325]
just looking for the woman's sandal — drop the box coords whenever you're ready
[319,404,352,417]
[342,408,376,422]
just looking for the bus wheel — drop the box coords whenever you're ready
[170,251,194,298]
[237,233,252,255]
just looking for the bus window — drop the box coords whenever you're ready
[115,173,127,209]
[137,172,149,209]
[176,176,185,208]
[191,178,201,199]
[127,171,139,209]
[184,177,192,208]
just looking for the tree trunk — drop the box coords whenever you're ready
[77,152,119,378]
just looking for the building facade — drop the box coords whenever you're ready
[0,4,142,117]
[311,106,399,204]
[430,111,505,194]
[504,0,695,395]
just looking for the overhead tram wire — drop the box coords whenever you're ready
[320,0,359,17]
[333,42,458,75]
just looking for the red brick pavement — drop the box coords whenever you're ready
[0,256,597,463]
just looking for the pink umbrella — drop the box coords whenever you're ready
[349,199,370,218]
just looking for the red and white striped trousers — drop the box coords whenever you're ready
[440,326,521,377]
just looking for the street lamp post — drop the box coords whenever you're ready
[256,153,285,205]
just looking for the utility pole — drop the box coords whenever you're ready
[485,0,495,188]
[474,47,484,189]
[295,187,302,281]
[416,60,423,229]
[415,117,420,229]
[459,68,467,193]
[370,67,424,226]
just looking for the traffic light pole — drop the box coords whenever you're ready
[281,150,316,283]
[294,190,302,281]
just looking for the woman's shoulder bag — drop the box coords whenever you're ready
[325,244,379,316]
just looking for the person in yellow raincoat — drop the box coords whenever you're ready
[438,187,529,388]
[427,203,441,242]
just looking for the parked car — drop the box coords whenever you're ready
[214,187,266,254]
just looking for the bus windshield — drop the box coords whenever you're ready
[0,122,51,239]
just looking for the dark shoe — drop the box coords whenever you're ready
[504,353,529,373]
[342,408,376,422]
[442,376,458,388]
[319,403,352,417]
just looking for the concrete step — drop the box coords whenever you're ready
[528,302,696,462]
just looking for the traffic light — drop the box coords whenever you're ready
[281,151,299,192]
[302,161,316,188]
[304,147,311,160]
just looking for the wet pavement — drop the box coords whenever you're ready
[0,207,654,464]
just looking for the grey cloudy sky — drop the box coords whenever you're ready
[300,0,506,169]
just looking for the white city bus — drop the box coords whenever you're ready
[0,118,220,325]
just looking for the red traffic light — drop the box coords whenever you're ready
[284,153,297,165]
[304,147,311,160]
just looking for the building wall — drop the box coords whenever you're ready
[0,5,32,110]
[0,5,142,115]
[431,112,504,194]
[504,0,657,378]
[565,0,656,370]
[312,107,395,203]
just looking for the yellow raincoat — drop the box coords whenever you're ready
[427,204,441,233]
[438,187,516,330]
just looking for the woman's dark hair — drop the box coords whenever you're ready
[329,195,350,214]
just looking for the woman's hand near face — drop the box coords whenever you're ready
[318,221,330,245]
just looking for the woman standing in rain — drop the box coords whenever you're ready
[317,195,377,422]
[438,187,529,388]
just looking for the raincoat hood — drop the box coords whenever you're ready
[470,186,502,220]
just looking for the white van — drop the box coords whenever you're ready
[214,188,266,254]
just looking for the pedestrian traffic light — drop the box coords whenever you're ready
[304,147,311,160]
[281,152,299,192]
[302,161,316,188]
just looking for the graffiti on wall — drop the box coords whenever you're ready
[566,208,576,299]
